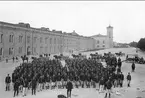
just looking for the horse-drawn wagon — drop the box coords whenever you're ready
[126,54,145,64]
[115,51,125,57]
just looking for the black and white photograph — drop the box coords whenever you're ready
[0,1,145,98]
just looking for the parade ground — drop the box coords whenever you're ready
[0,47,145,98]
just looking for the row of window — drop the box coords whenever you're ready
[0,34,23,43]
[0,47,23,56]
[0,34,80,46]
[33,37,64,45]
[0,45,64,56]
[97,45,105,48]
[97,40,105,44]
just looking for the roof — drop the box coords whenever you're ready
[91,34,107,38]
[71,30,79,36]
[107,25,113,28]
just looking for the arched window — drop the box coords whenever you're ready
[50,38,52,44]
[19,35,23,43]
[0,48,3,55]
[33,37,37,43]
[9,48,13,55]
[9,34,14,43]
[54,38,56,44]
[0,34,3,43]
[103,40,105,44]
[40,37,42,43]
[27,36,30,43]
[9,35,11,42]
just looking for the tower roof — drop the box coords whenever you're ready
[107,25,113,28]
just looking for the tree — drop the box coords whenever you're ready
[129,41,137,47]
[137,38,145,51]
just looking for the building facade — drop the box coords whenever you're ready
[90,25,114,49]
[0,21,113,61]
[0,21,95,60]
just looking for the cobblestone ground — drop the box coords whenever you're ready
[0,47,145,98]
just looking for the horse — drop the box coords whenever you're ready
[21,55,29,63]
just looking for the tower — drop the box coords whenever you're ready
[107,25,113,48]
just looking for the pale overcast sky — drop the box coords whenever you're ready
[0,1,145,43]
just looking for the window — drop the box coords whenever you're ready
[50,46,51,53]
[45,38,48,44]
[9,35,11,42]
[45,46,48,53]
[9,48,13,55]
[34,47,36,53]
[40,37,42,43]
[27,36,30,43]
[10,35,14,43]
[40,46,43,53]
[0,48,3,55]
[34,37,37,43]
[19,36,23,43]
[54,38,56,44]
[9,48,11,55]
[103,45,105,47]
[0,34,3,43]
[12,48,13,54]
[11,35,14,42]
[50,38,52,44]
[97,40,99,44]
[19,47,22,53]
[103,40,105,44]
[97,45,99,47]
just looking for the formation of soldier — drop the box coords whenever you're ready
[4,52,133,98]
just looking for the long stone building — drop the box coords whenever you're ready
[0,21,113,61]
[0,21,96,61]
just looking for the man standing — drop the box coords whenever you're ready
[120,72,124,87]
[31,77,37,95]
[66,79,73,98]
[104,79,112,98]
[5,74,11,91]
[13,79,19,97]
[22,78,29,97]
[99,77,104,93]
[12,57,15,63]
[127,73,131,87]
[132,62,135,72]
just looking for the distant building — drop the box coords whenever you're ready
[90,25,114,49]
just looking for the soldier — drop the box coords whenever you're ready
[132,62,135,72]
[31,77,37,95]
[13,79,19,97]
[104,79,112,98]
[5,74,11,91]
[22,78,29,97]
[127,72,131,87]
[16,57,18,62]
[38,75,43,91]
[99,77,105,93]
[66,79,73,98]
[6,58,8,63]
[120,72,124,87]
[12,57,15,63]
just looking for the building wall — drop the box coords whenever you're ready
[92,36,109,49]
[91,25,114,49]
[0,22,96,61]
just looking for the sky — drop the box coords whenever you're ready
[0,1,145,43]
